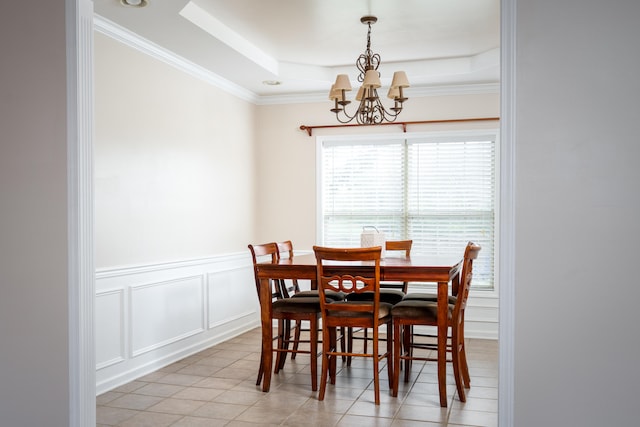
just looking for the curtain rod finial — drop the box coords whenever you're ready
[299,125,312,136]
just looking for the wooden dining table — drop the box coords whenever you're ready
[255,251,463,407]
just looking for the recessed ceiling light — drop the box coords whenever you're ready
[120,0,148,7]
[262,80,282,86]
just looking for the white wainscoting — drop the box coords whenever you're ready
[95,251,498,395]
[405,284,499,340]
[95,252,259,395]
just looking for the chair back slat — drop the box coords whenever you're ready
[452,242,481,317]
[385,240,412,257]
[276,240,301,297]
[248,242,282,301]
[323,274,376,294]
[383,240,413,292]
[313,246,382,326]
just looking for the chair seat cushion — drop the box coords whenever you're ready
[326,301,393,319]
[402,292,457,304]
[346,289,405,305]
[272,297,321,314]
[292,290,346,301]
[391,299,453,320]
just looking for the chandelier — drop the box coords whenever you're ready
[329,16,410,125]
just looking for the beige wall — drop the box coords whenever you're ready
[95,29,499,265]
[94,33,256,268]
[254,93,500,249]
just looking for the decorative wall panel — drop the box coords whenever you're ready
[95,289,124,369]
[95,252,259,394]
[130,276,205,357]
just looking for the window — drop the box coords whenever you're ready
[319,131,497,289]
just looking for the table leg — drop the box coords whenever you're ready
[437,280,448,407]
[259,277,272,392]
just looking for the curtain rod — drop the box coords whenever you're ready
[299,117,500,136]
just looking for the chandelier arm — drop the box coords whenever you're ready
[334,102,358,124]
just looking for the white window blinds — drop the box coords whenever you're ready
[320,132,496,289]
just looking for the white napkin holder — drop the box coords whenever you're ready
[360,226,385,256]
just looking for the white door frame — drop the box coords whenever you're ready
[68,0,517,425]
[67,0,95,425]
[497,0,516,425]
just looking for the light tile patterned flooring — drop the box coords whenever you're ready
[97,328,498,426]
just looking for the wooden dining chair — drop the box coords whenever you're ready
[313,245,393,405]
[249,242,322,391]
[381,239,413,295]
[275,240,303,298]
[391,242,481,405]
[276,240,345,301]
[397,241,474,388]
[274,240,345,367]
[347,240,413,305]
[345,240,413,362]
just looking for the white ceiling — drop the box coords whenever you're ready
[94,0,500,99]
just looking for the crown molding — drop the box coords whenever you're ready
[93,14,259,104]
[94,14,499,107]
[256,82,500,106]
[410,82,500,97]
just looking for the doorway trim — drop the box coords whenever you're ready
[68,0,95,425]
[498,0,516,426]
[69,0,516,424]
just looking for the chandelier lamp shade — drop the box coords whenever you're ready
[329,16,410,125]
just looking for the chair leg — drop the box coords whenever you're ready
[276,319,292,372]
[451,325,466,402]
[460,343,471,388]
[256,350,264,386]
[329,327,337,385]
[459,313,471,388]
[372,326,380,405]
[319,324,331,401]
[363,327,369,353]
[392,320,402,397]
[310,316,318,391]
[346,327,353,366]
[274,320,284,373]
[403,324,412,383]
[291,320,301,360]
[437,326,448,407]
[281,319,292,370]
[386,321,393,389]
